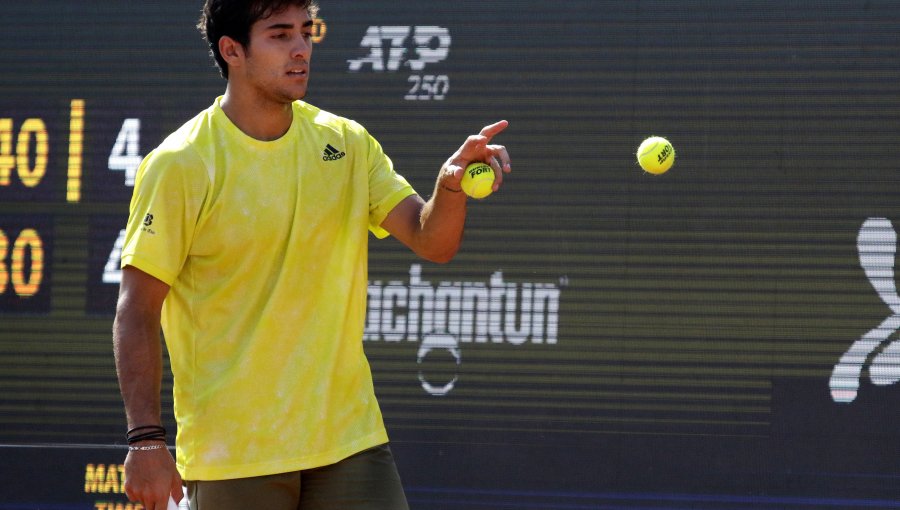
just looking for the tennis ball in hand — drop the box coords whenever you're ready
[461,162,495,199]
[637,136,675,174]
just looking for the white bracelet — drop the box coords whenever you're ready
[128,444,167,451]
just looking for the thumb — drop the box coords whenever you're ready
[171,478,185,505]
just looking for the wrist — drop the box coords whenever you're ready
[129,437,167,443]
[436,168,464,195]
[127,442,168,451]
[126,424,167,444]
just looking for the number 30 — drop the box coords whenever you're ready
[0,228,44,297]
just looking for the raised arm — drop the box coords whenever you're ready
[380,120,511,263]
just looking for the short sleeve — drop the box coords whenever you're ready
[359,128,416,238]
[120,146,208,285]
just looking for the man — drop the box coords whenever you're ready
[112,0,511,509]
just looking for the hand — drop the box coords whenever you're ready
[442,120,512,193]
[123,445,184,510]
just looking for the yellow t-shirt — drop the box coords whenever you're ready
[120,97,416,480]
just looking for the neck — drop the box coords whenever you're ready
[220,86,294,141]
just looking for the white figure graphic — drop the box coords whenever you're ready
[830,217,900,403]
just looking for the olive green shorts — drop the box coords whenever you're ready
[186,444,409,510]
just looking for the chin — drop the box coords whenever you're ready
[281,88,307,103]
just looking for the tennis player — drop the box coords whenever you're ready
[112,0,510,509]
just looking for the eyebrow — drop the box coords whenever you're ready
[264,20,315,30]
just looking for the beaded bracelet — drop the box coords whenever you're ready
[128,443,167,451]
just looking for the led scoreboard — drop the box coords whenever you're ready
[0,102,79,311]
[4,1,900,509]
[0,102,166,307]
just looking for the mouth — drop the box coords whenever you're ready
[287,67,308,78]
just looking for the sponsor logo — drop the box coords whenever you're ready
[348,26,451,72]
[322,143,346,161]
[140,213,156,235]
[366,264,565,395]
[348,26,452,101]
[831,217,900,403]
[467,164,491,178]
[657,144,673,163]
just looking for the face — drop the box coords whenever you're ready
[235,5,314,104]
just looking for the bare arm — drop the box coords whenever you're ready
[113,265,183,509]
[381,120,512,263]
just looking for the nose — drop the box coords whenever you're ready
[292,36,312,60]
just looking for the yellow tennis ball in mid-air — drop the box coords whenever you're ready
[637,136,675,174]
[461,162,495,199]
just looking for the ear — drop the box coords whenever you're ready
[218,35,245,69]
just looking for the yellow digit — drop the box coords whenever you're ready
[0,119,13,186]
[11,228,43,297]
[0,229,7,294]
[67,99,85,202]
[16,119,48,188]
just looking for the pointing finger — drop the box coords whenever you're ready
[478,120,509,141]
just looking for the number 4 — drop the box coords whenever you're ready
[109,119,142,186]
[102,229,126,284]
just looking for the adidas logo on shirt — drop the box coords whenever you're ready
[322,144,346,161]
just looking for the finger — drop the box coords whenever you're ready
[484,146,510,190]
[478,120,508,141]
[486,145,511,173]
[457,134,488,161]
[132,494,158,510]
[171,478,185,504]
[135,485,172,510]
[124,485,147,507]
[147,494,166,510]
[443,162,464,181]
[486,153,504,189]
